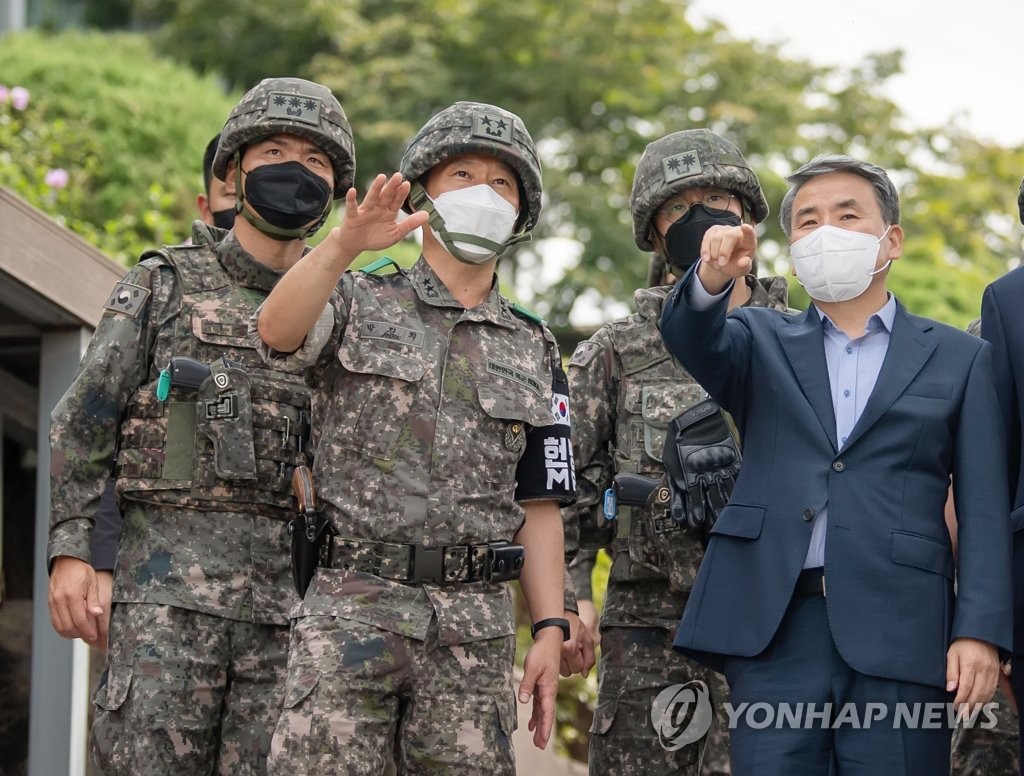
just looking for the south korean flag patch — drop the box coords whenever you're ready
[551,391,571,426]
[104,281,151,318]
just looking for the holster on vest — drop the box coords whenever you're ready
[196,357,257,480]
[289,465,332,597]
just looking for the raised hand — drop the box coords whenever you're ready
[696,223,758,294]
[333,173,430,259]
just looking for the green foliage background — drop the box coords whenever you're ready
[5,1,1024,760]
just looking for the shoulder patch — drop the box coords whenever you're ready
[569,340,600,368]
[104,281,151,317]
[510,301,544,325]
[359,256,401,275]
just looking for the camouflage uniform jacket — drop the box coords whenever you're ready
[567,275,789,629]
[48,224,306,624]
[256,257,569,644]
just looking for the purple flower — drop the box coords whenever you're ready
[0,85,8,104]
[10,86,29,110]
[45,168,69,189]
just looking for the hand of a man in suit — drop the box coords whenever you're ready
[695,223,758,295]
[946,637,1000,715]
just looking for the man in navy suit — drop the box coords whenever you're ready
[659,154,1012,774]
[980,178,1024,775]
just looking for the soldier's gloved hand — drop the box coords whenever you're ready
[663,399,741,535]
[48,556,106,648]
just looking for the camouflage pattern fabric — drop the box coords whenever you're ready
[566,275,789,774]
[400,101,542,233]
[268,569,517,775]
[49,224,306,772]
[949,684,1019,775]
[630,131,770,251]
[590,627,730,776]
[213,77,355,197]
[92,602,289,775]
[254,256,566,768]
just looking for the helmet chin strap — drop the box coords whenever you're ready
[232,152,332,241]
[408,181,531,260]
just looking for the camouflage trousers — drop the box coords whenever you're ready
[268,614,517,775]
[91,602,289,775]
[588,626,731,775]
[950,683,1019,774]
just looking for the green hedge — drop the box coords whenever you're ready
[0,28,236,264]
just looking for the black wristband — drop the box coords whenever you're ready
[531,617,571,641]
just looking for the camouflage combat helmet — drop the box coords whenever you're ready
[630,129,769,252]
[213,77,355,197]
[400,101,543,234]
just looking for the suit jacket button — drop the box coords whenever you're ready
[832,460,845,472]
[802,508,814,521]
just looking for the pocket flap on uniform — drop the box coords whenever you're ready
[495,695,518,739]
[890,531,954,578]
[708,504,765,539]
[477,383,551,427]
[282,668,321,710]
[589,698,618,736]
[93,664,133,712]
[338,338,427,382]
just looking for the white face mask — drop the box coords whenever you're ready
[790,224,892,303]
[429,184,519,265]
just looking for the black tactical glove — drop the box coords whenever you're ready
[661,399,741,536]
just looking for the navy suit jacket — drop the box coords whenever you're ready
[981,267,1024,657]
[660,269,1012,689]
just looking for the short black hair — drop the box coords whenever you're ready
[202,133,221,195]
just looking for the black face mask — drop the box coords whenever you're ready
[664,204,742,274]
[242,161,332,231]
[211,208,236,231]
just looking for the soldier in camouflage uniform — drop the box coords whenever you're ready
[254,101,581,775]
[47,77,355,775]
[566,130,789,775]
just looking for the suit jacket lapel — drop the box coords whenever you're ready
[841,303,936,451]
[779,307,838,452]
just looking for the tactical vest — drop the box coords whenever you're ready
[115,245,310,519]
[604,305,708,591]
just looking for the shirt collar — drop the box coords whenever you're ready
[407,256,515,328]
[817,293,896,335]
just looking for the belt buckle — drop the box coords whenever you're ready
[484,542,524,582]
[410,544,444,584]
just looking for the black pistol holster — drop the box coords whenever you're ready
[288,465,332,597]
[662,398,742,538]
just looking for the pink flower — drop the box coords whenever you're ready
[0,85,8,104]
[44,168,69,189]
[10,86,29,110]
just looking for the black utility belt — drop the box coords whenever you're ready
[320,536,524,585]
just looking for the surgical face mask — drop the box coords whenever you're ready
[242,161,332,232]
[790,224,892,303]
[429,184,519,265]
[211,208,236,231]
[664,204,742,274]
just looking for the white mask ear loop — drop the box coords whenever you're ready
[868,225,893,276]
